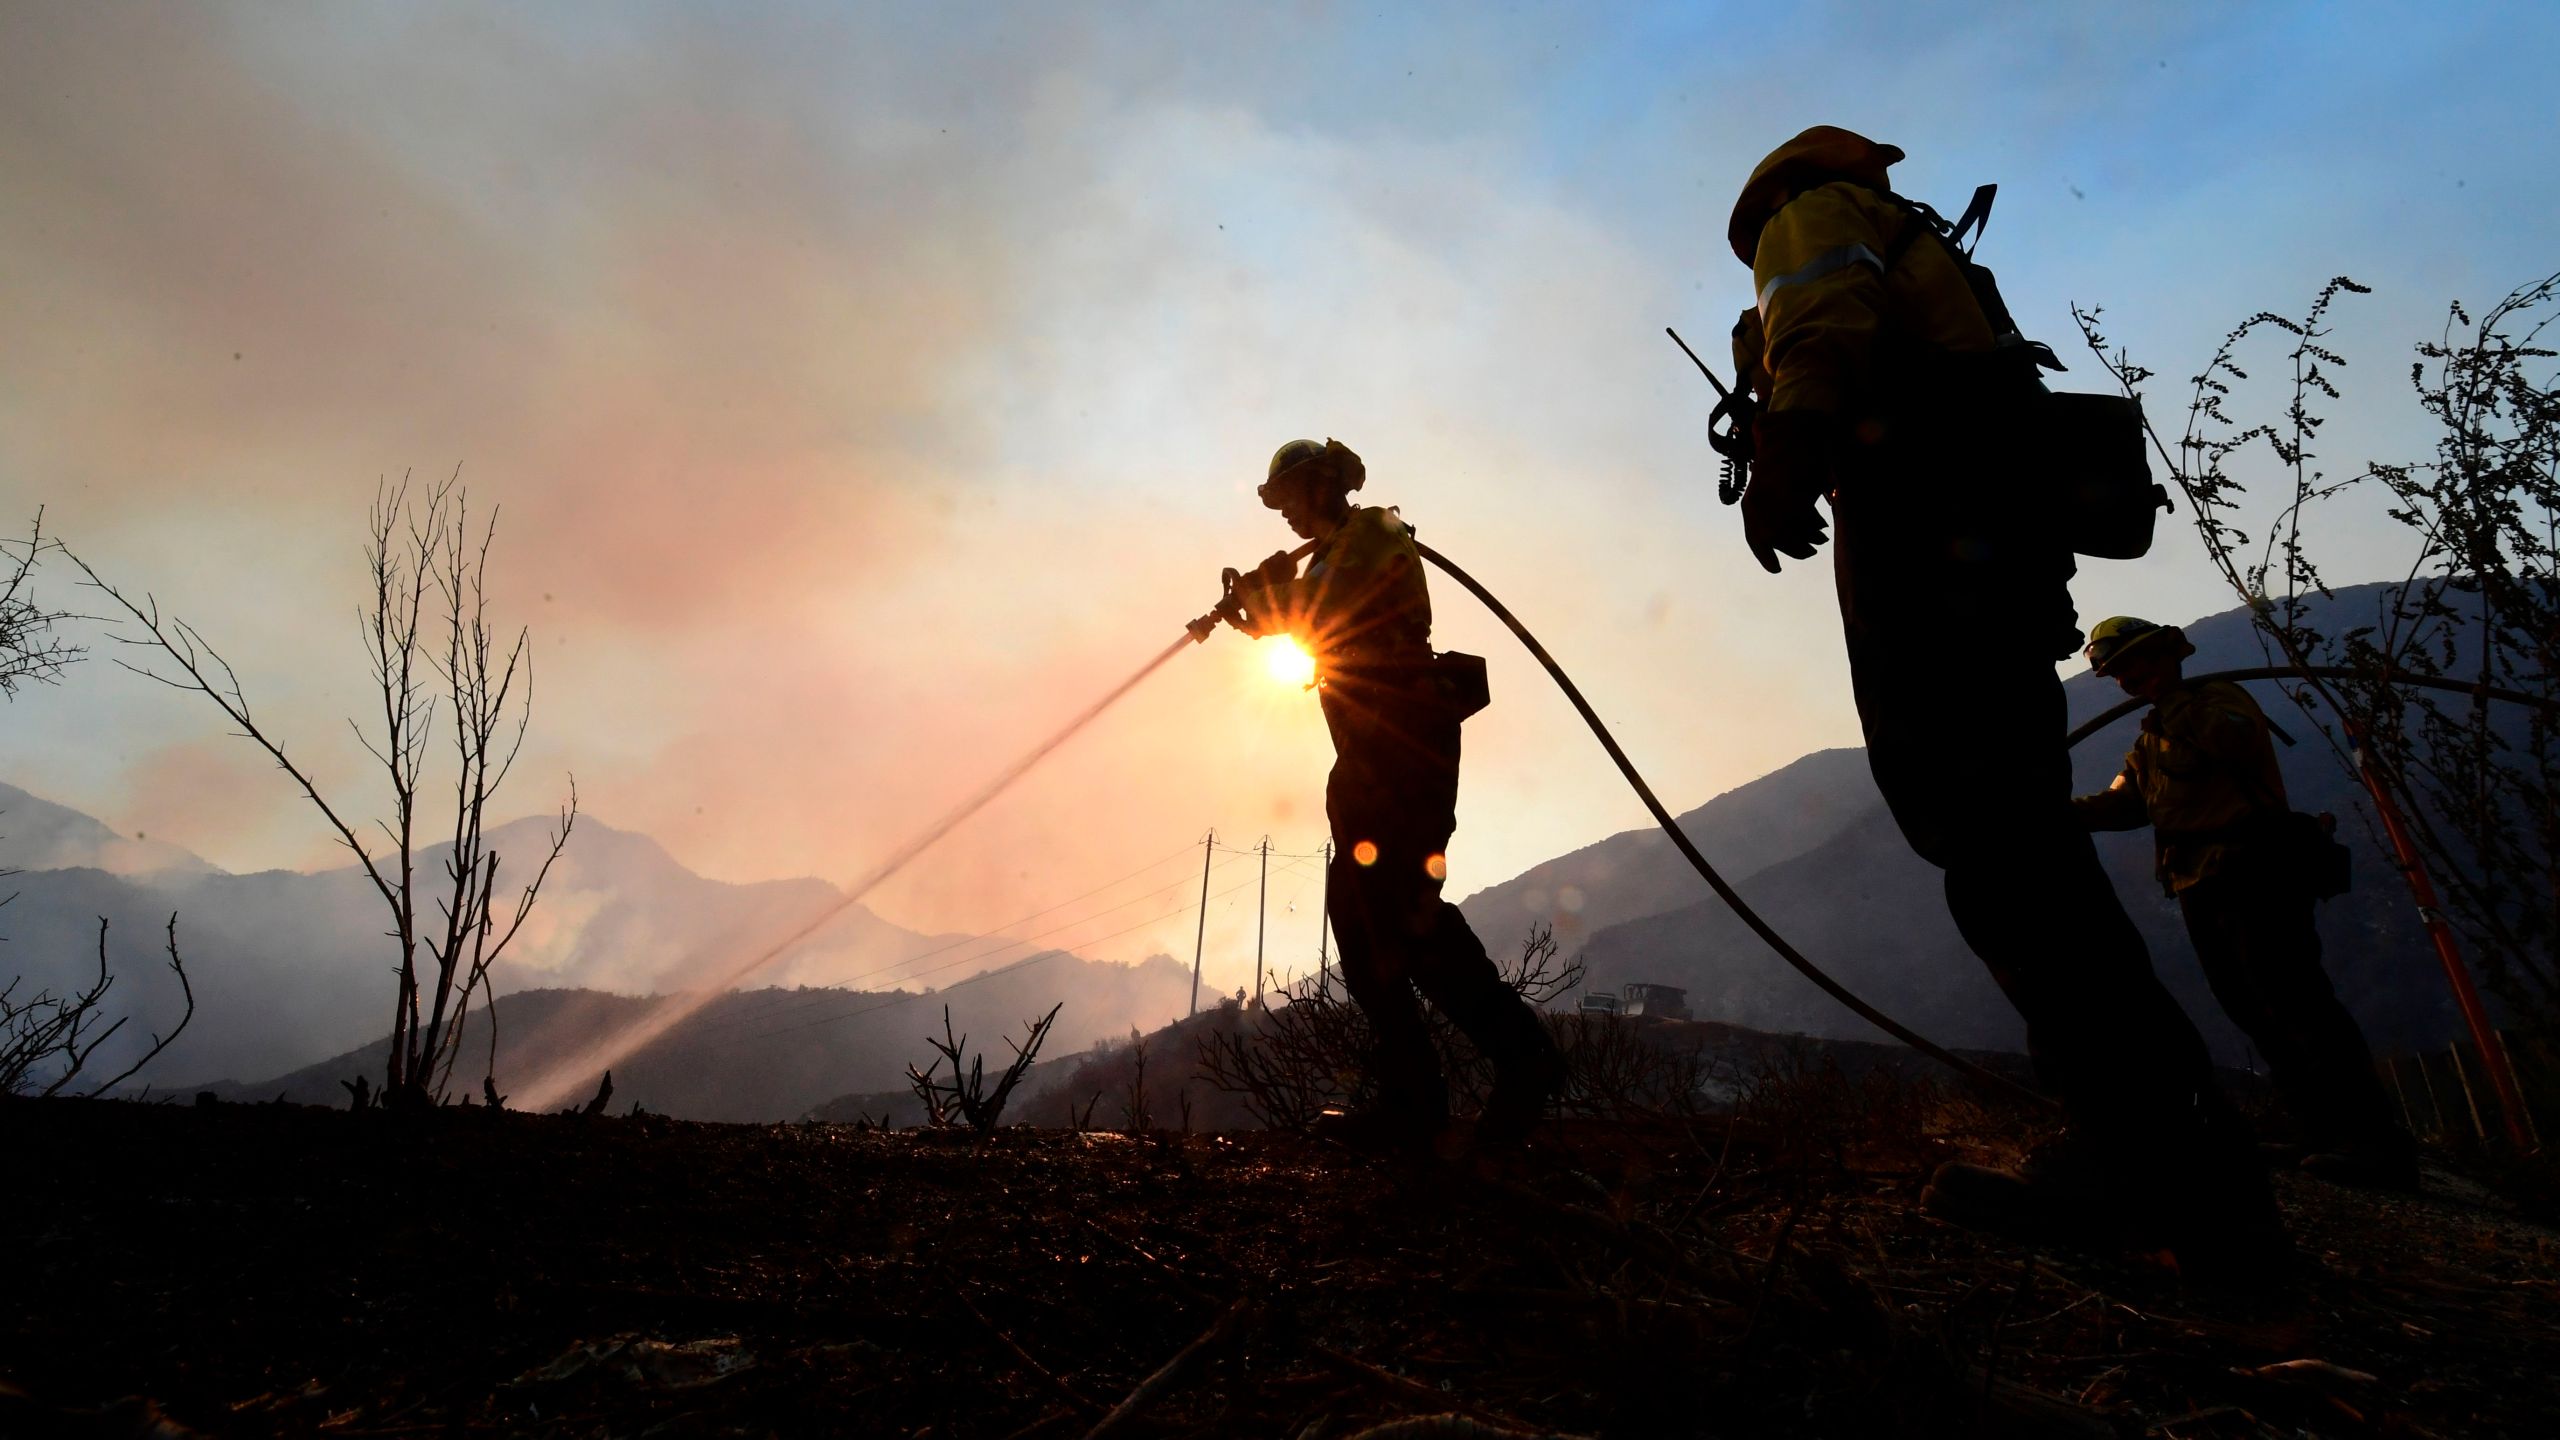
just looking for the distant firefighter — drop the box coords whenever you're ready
[1222,438,1562,1152]
[1719,125,2282,1273]
[2075,616,2417,1188]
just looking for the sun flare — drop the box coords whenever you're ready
[1262,636,1318,688]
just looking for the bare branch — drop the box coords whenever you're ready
[83,913,195,1097]
[64,469,577,1108]
[0,508,85,698]
[66,548,403,916]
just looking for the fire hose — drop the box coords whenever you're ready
[1196,539,2051,1107]
[1399,542,2056,1111]
[531,526,2550,1120]
[1368,560,2560,1123]
[2066,665,2560,748]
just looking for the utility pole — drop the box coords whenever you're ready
[1317,840,1333,997]
[1189,829,1214,1017]
[1253,836,1270,1006]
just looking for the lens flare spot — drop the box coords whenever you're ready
[1261,635,1318,687]
[1424,852,1448,881]
[1352,839,1379,867]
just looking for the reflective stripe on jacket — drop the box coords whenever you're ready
[2072,680,2290,893]
[1749,180,1998,415]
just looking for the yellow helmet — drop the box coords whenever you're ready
[2083,615,2193,676]
[1258,437,1365,509]
[1728,125,1904,265]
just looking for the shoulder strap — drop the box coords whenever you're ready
[1876,183,1994,266]
[1945,184,1996,256]
[1776,175,2060,372]
[1784,174,1993,250]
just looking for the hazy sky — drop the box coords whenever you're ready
[5,1,2554,999]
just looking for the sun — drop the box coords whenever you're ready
[1261,635,1318,688]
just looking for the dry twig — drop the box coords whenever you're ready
[1080,1296,1254,1440]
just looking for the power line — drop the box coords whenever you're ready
[1214,842,1327,860]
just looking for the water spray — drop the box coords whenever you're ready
[521,535,2049,1115]
[512,632,1199,1111]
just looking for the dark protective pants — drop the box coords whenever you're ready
[1831,428,2237,1163]
[1320,680,1560,1123]
[2180,866,2411,1155]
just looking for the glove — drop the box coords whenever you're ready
[1253,550,1299,587]
[1741,410,1836,574]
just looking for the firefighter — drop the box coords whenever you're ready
[2075,616,2417,1187]
[1225,438,1562,1152]
[1725,127,2283,1270]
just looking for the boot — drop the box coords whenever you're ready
[1475,1041,1566,1150]
[2255,1140,2306,1168]
[2299,1141,2420,1191]
[1921,1134,2147,1249]
[2156,1130,2295,1286]
[1925,1131,2292,1284]
[1310,1096,1447,1158]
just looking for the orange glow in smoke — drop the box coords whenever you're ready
[1352,839,1379,866]
[1424,852,1448,880]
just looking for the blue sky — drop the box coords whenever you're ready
[2,1,2552,996]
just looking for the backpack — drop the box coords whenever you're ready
[1875,182,2173,559]
[1876,183,2063,377]
[1718,177,2172,561]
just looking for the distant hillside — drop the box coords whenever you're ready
[1549,582,2469,1062]
[208,951,1192,1122]
[0,789,1177,1094]
[809,1002,1265,1131]
[809,1000,2042,1135]
[0,780,215,876]
[1456,747,1875,953]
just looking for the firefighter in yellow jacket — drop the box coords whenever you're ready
[2075,616,2416,1187]
[1725,126,2280,1269]
[1226,438,1562,1151]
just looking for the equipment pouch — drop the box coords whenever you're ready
[1431,651,1492,723]
[2035,391,2170,560]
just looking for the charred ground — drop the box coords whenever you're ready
[5,1089,2556,1439]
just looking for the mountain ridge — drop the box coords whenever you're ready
[1547,581,2475,1062]
[0,790,1161,1100]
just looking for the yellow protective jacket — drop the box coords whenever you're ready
[1728,127,1999,416]
[1234,505,1432,669]
[2073,680,2290,894]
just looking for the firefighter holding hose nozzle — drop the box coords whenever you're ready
[1215,437,1563,1155]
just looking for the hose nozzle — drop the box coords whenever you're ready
[1186,567,1245,644]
